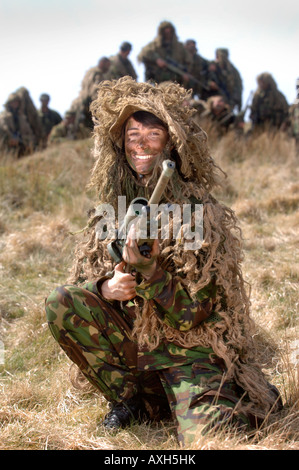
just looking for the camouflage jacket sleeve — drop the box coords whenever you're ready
[81,274,116,304]
[137,43,158,64]
[135,266,216,331]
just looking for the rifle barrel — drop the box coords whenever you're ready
[148,160,175,205]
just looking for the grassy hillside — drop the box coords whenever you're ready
[0,131,298,450]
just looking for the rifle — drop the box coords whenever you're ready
[107,160,176,272]
[163,56,210,92]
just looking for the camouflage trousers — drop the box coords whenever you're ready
[45,284,253,446]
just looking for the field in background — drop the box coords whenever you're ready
[0,131,298,450]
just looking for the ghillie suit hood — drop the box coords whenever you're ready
[257,72,279,93]
[70,77,278,415]
[255,72,289,110]
[251,72,289,128]
[137,21,187,84]
[155,21,178,47]
[137,21,180,54]
[13,87,43,144]
[0,89,37,152]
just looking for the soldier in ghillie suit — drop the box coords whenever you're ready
[39,93,62,145]
[15,87,44,148]
[79,57,111,102]
[184,39,210,99]
[137,21,188,86]
[70,57,111,130]
[207,48,243,111]
[250,72,289,133]
[48,110,90,144]
[45,77,281,447]
[105,42,137,81]
[0,91,35,157]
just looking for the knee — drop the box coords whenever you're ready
[45,284,75,325]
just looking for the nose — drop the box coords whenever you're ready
[136,137,147,149]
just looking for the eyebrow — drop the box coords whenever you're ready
[126,125,164,132]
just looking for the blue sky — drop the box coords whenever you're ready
[0,0,298,116]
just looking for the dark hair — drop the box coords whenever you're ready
[185,39,196,46]
[120,41,132,52]
[130,110,168,131]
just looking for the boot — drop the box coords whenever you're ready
[103,396,144,430]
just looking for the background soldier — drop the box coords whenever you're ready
[71,57,111,130]
[48,110,90,144]
[15,87,44,149]
[137,21,188,85]
[199,95,244,136]
[184,39,210,98]
[207,48,243,111]
[250,72,289,133]
[39,93,62,145]
[105,42,137,81]
[0,91,35,157]
[79,57,111,102]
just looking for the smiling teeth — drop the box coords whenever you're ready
[136,155,153,160]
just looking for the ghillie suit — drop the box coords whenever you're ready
[207,48,243,111]
[198,95,244,138]
[48,111,91,144]
[137,21,188,85]
[70,58,111,130]
[184,42,210,99]
[105,51,137,81]
[199,96,234,136]
[0,91,36,157]
[46,77,281,445]
[250,72,289,131]
[16,87,44,147]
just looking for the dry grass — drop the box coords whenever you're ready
[0,132,298,450]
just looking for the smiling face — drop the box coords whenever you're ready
[124,113,169,181]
